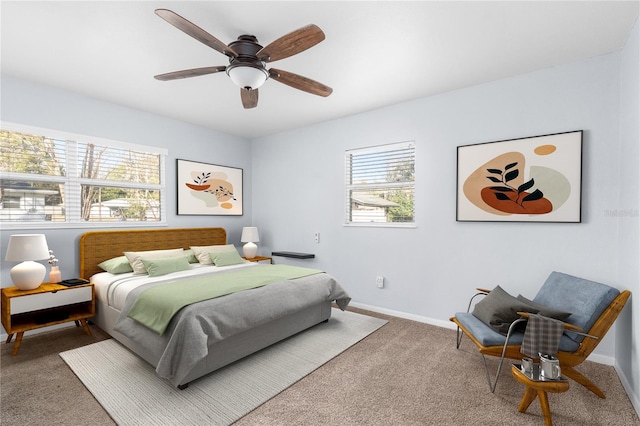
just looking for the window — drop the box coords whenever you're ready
[0,123,166,228]
[345,141,415,226]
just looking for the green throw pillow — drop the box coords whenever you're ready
[191,244,237,265]
[183,249,199,264]
[141,256,191,277]
[98,256,134,274]
[209,250,245,267]
[124,248,185,274]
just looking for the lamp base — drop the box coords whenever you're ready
[10,261,46,290]
[243,242,258,259]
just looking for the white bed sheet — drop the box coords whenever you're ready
[91,262,257,311]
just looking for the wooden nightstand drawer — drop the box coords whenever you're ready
[11,286,92,314]
[2,283,95,355]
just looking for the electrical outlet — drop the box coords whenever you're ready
[315,232,320,243]
[376,276,384,288]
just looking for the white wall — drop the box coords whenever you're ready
[616,17,640,414]
[0,76,254,291]
[252,36,638,404]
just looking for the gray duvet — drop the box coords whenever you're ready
[114,271,351,386]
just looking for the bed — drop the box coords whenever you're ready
[79,227,350,388]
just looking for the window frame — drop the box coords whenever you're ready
[344,140,416,228]
[0,122,167,230]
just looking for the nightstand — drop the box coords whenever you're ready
[243,255,273,264]
[1,282,95,355]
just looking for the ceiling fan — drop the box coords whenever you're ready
[153,9,333,109]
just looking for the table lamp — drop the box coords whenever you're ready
[241,227,260,258]
[5,234,50,290]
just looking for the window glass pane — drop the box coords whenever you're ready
[345,141,415,226]
[1,124,166,228]
[0,130,66,177]
[349,144,415,185]
[77,142,160,184]
[81,185,160,222]
[0,180,65,222]
[349,187,414,223]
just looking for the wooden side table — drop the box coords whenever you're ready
[511,364,569,426]
[1,283,95,355]
[243,255,273,264]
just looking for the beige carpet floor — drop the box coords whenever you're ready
[1,308,638,425]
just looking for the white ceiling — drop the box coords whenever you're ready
[1,1,638,139]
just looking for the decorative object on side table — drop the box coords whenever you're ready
[241,226,260,258]
[48,249,61,283]
[511,363,569,426]
[4,234,50,290]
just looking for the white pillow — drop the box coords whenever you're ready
[190,244,237,265]
[124,248,184,274]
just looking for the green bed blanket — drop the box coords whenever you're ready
[127,264,322,334]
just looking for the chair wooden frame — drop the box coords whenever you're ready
[450,288,631,398]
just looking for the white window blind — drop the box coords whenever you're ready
[345,141,415,226]
[0,123,166,228]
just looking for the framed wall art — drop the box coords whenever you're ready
[456,130,582,222]
[177,159,243,216]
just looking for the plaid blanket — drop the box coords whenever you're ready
[520,313,565,358]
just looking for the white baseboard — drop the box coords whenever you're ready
[349,302,464,330]
[349,301,458,330]
[615,360,640,418]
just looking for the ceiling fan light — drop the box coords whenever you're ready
[227,64,269,90]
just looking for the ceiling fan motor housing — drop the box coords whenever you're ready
[226,35,269,89]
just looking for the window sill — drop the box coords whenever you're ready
[0,222,168,231]
[343,222,416,228]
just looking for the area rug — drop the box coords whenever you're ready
[60,309,387,425]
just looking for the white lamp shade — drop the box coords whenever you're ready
[241,227,260,259]
[5,234,50,290]
[241,227,260,243]
[5,234,50,261]
[227,65,268,90]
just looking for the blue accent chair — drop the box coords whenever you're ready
[450,272,630,398]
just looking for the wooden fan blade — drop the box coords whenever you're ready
[269,68,332,97]
[257,24,325,62]
[241,88,258,109]
[155,9,237,57]
[154,66,227,81]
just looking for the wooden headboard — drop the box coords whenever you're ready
[79,227,227,279]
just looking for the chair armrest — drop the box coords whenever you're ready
[516,311,585,332]
[517,311,599,340]
[466,289,491,313]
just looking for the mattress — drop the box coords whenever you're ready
[91,261,255,311]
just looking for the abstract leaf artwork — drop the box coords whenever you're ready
[457,131,582,222]
[177,159,243,215]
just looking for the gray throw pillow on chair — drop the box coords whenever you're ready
[472,286,573,335]
[472,286,536,335]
